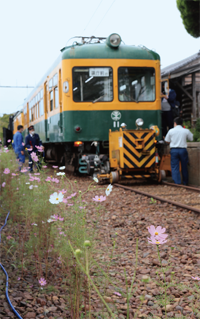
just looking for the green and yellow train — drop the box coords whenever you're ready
[13,33,168,181]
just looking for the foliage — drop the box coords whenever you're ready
[184,118,200,142]
[0,113,13,141]
[176,0,200,38]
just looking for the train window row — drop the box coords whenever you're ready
[26,72,59,123]
[73,67,156,103]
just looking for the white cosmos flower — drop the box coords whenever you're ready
[59,166,65,170]
[93,177,98,183]
[56,172,65,176]
[47,218,55,223]
[29,185,34,189]
[29,162,32,164]
[26,182,30,184]
[49,192,64,204]
[34,185,38,188]
[105,184,113,196]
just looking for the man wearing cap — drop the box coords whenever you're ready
[13,125,25,170]
[25,125,44,171]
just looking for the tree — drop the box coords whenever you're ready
[176,0,200,38]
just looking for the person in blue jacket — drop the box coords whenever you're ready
[25,125,44,171]
[13,125,25,170]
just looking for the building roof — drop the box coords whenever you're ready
[161,51,200,79]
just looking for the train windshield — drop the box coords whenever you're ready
[118,67,155,102]
[73,67,113,102]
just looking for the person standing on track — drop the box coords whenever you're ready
[13,125,25,170]
[165,117,193,185]
[25,125,44,172]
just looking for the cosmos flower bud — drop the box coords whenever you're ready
[74,249,82,256]
[84,240,91,247]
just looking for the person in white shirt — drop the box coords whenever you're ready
[165,117,193,185]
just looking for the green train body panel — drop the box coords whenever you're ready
[23,110,161,144]
[61,43,160,61]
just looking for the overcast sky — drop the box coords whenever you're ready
[0,0,199,116]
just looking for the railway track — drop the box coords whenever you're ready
[115,182,200,213]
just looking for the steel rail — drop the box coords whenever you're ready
[115,184,200,214]
[162,181,200,193]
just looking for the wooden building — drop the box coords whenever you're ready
[161,51,200,125]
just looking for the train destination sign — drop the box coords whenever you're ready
[89,68,109,77]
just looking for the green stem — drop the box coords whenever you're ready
[86,248,91,319]
[127,238,138,319]
[69,242,116,319]
[157,245,167,318]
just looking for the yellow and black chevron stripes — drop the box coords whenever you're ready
[123,131,156,168]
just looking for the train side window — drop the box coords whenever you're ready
[49,79,53,90]
[53,73,58,87]
[55,87,59,108]
[39,99,44,116]
[50,91,53,111]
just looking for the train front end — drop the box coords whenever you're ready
[60,33,161,175]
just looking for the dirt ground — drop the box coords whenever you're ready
[1,174,200,318]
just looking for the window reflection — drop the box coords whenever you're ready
[73,67,113,102]
[118,67,155,102]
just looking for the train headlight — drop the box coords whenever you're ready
[106,33,121,48]
[135,118,144,127]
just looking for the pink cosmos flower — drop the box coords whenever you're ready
[3,168,10,174]
[52,165,58,168]
[18,277,21,281]
[113,292,122,297]
[7,139,11,143]
[68,204,73,206]
[71,192,77,197]
[32,156,39,162]
[5,150,9,153]
[67,195,72,199]
[21,169,28,173]
[59,189,67,194]
[79,206,84,209]
[42,165,47,168]
[2,182,6,187]
[22,142,25,146]
[38,277,47,286]
[148,225,168,239]
[16,187,19,190]
[93,195,106,202]
[57,256,62,264]
[51,178,59,183]
[34,173,40,175]
[7,235,13,240]
[58,216,64,221]
[191,276,200,280]
[12,173,16,176]
[63,198,68,203]
[148,236,167,245]
[52,214,58,220]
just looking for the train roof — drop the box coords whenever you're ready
[61,42,160,61]
[21,34,160,109]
